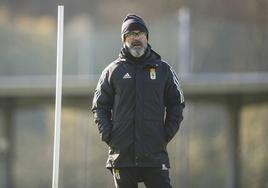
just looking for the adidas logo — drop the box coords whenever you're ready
[162,164,168,170]
[123,73,131,79]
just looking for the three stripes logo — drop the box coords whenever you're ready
[123,73,131,79]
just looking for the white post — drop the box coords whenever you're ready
[178,7,191,75]
[52,5,64,188]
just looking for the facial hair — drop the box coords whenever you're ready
[125,40,148,58]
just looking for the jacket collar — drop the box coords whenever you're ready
[118,44,161,68]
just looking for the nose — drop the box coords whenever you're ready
[133,34,140,39]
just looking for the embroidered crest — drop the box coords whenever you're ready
[150,68,156,80]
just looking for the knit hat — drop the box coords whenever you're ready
[121,14,148,42]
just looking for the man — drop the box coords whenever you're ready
[92,14,185,188]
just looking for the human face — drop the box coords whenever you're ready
[124,30,148,58]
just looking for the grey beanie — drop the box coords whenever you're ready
[121,14,148,42]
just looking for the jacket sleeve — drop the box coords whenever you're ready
[164,66,185,143]
[91,67,114,144]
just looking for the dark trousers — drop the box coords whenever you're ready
[111,167,172,188]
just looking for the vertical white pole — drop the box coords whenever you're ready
[52,5,64,188]
[178,7,191,75]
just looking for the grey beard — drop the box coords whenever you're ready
[127,43,148,58]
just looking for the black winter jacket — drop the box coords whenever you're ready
[92,45,185,168]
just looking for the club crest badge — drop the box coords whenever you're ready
[150,68,156,80]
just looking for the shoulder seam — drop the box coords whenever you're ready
[106,60,122,84]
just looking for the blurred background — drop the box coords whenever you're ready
[0,0,268,188]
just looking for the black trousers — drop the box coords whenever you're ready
[111,167,172,188]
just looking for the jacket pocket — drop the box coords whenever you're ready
[109,118,134,150]
[142,120,167,154]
